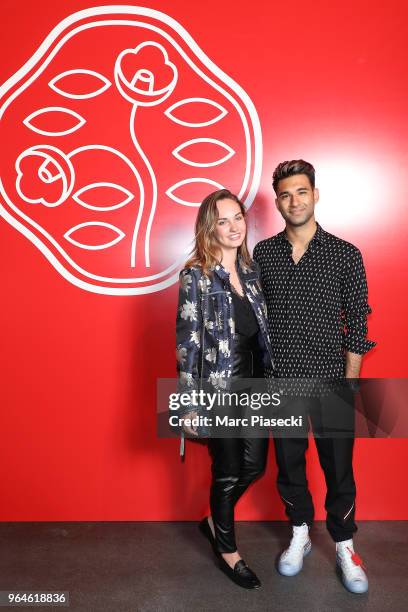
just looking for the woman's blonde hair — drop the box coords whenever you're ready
[185,189,251,275]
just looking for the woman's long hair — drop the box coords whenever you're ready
[185,189,252,275]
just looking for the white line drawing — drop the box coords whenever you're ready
[129,104,156,268]
[15,145,74,207]
[72,182,134,211]
[48,69,111,99]
[165,97,228,127]
[23,106,86,136]
[114,41,177,107]
[166,178,224,206]
[64,221,125,250]
[0,17,258,204]
[1,177,188,291]
[0,7,262,295]
[114,41,179,267]
[0,11,262,205]
[67,144,144,269]
[172,138,235,167]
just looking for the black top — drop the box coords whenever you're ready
[253,223,376,378]
[231,288,259,337]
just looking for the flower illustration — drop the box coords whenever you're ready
[180,371,194,387]
[214,310,223,329]
[205,347,217,363]
[180,273,192,294]
[218,339,230,357]
[208,371,227,389]
[180,300,197,321]
[204,319,214,331]
[114,42,177,106]
[15,145,74,207]
[190,330,200,346]
[198,276,211,292]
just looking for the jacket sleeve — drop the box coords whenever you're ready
[341,247,376,355]
[175,268,202,415]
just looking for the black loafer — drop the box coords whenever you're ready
[198,517,220,558]
[219,557,261,589]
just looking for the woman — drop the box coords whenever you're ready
[175,189,273,589]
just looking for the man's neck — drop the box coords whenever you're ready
[285,218,317,247]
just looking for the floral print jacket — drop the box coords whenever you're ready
[176,258,274,415]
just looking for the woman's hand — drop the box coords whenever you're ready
[181,410,199,437]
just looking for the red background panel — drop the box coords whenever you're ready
[0,0,407,520]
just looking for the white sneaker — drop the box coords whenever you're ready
[336,539,368,594]
[278,523,311,576]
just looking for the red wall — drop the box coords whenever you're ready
[0,0,407,520]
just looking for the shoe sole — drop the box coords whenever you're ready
[336,561,368,594]
[277,540,312,577]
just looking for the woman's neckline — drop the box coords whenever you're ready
[230,284,245,299]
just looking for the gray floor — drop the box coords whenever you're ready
[0,521,407,611]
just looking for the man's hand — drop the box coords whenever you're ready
[345,351,362,378]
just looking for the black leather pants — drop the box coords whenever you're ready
[207,333,269,553]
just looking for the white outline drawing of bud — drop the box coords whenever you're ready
[15,145,74,207]
[114,42,177,107]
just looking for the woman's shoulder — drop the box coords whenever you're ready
[178,265,207,290]
[179,265,203,279]
[179,266,215,296]
[239,258,260,275]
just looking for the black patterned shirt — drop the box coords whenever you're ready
[253,223,376,378]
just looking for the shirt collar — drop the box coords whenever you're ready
[277,222,327,245]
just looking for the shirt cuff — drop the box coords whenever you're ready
[343,337,377,355]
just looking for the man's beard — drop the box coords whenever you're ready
[284,210,314,227]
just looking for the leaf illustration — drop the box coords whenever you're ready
[23,106,86,136]
[72,183,134,211]
[166,178,224,206]
[48,69,111,99]
[64,222,125,250]
[172,138,235,167]
[164,97,227,127]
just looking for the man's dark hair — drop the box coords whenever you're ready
[272,159,315,193]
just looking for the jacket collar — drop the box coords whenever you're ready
[211,256,257,282]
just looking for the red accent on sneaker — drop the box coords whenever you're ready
[347,547,366,570]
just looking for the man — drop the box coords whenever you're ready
[253,160,375,594]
